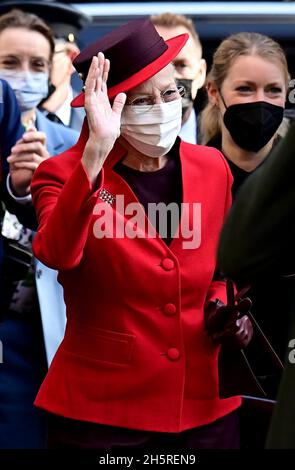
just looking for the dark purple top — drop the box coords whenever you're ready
[114,146,182,245]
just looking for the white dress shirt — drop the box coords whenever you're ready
[178,108,197,145]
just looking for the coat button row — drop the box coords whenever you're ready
[163,303,177,316]
[167,348,180,361]
[161,258,175,271]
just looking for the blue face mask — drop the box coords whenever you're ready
[0,69,49,112]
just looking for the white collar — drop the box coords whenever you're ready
[178,108,197,145]
[54,87,74,126]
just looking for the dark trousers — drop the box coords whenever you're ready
[48,410,240,450]
[0,309,47,449]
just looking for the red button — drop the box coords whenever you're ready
[167,348,180,361]
[161,258,175,271]
[164,303,177,316]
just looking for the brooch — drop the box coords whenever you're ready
[98,188,116,206]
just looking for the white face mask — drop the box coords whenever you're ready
[0,69,49,112]
[120,99,182,157]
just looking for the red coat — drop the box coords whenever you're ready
[31,122,241,432]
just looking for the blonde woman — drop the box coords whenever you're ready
[201,32,289,198]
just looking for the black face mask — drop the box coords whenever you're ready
[222,98,284,152]
[176,78,194,118]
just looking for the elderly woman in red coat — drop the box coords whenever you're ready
[19,19,244,449]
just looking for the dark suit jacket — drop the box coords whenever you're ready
[0,79,24,280]
[0,79,24,177]
[218,122,295,448]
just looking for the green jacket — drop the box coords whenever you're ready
[218,122,295,448]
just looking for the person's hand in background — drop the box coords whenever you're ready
[7,125,50,197]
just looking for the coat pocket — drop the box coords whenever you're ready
[63,323,135,365]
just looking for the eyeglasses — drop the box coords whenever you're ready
[126,85,186,107]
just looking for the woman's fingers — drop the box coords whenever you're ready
[112,93,127,116]
[11,141,47,157]
[235,315,253,347]
[22,131,47,145]
[85,56,98,90]
[95,52,104,93]
[95,52,110,94]
[8,152,45,166]
[102,58,110,93]
[84,52,111,98]
[83,52,123,147]
[12,161,40,171]
[84,56,100,105]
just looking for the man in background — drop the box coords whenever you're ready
[151,12,206,144]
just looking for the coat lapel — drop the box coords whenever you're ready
[36,110,65,156]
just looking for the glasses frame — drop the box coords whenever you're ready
[125,85,186,107]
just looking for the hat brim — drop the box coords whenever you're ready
[71,33,188,108]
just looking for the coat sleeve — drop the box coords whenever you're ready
[218,121,295,283]
[1,183,38,231]
[31,153,104,271]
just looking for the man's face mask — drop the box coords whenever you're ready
[220,93,284,152]
[176,78,193,118]
[0,69,49,112]
[120,99,182,158]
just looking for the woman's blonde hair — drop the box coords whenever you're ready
[200,32,290,144]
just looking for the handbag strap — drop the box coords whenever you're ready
[247,311,284,371]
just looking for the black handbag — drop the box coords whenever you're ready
[217,281,284,399]
[215,280,285,448]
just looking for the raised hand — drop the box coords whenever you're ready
[82,52,126,185]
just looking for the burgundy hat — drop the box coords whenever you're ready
[71,18,188,108]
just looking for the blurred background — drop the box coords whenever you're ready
[1,1,294,111]
[73,1,295,66]
[70,1,295,112]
